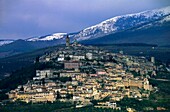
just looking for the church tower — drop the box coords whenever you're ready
[66,35,70,47]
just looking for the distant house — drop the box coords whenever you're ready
[86,53,93,60]
[33,70,55,80]
[8,91,55,103]
[57,57,64,61]
[64,61,82,69]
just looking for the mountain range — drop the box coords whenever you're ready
[0,39,14,46]
[0,6,170,57]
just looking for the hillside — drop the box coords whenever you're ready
[0,39,65,58]
[81,19,170,45]
[0,45,64,78]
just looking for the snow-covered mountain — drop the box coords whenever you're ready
[26,6,170,42]
[0,6,170,58]
[26,33,67,41]
[74,6,170,41]
[0,40,14,46]
[1,6,170,46]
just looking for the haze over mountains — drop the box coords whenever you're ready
[0,6,170,57]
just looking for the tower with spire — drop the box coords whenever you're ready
[66,35,70,47]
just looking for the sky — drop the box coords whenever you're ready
[0,0,170,39]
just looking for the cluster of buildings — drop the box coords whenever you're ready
[7,36,156,109]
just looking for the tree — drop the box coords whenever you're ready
[65,56,71,61]
[20,85,24,91]
[35,56,40,63]
[66,93,73,99]
[56,91,61,99]
[42,78,45,86]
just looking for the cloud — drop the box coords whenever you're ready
[0,0,170,39]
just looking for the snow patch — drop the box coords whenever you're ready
[27,33,67,41]
[0,40,14,46]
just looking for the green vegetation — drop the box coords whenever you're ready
[64,106,121,112]
[130,71,141,77]
[117,97,156,111]
[99,46,170,63]
[117,95,170,111]
[91,96,111,105]
[0,40,65,59]
[59,77,72,82]
[0,45,63,78]
[0,101,73,112]
[0,103,122,112]
[156,70,170,80]
[0,62,62,100]
[148,79,170,110]
[49,77,72,83]
[149,79,170,95]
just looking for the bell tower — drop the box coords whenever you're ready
[66,35,70,47]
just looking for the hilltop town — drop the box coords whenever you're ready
[7,36,157,110]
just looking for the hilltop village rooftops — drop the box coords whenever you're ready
[8,43,156,106]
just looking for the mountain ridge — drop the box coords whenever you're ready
[3,5,167,43]
[0,6,170,57]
